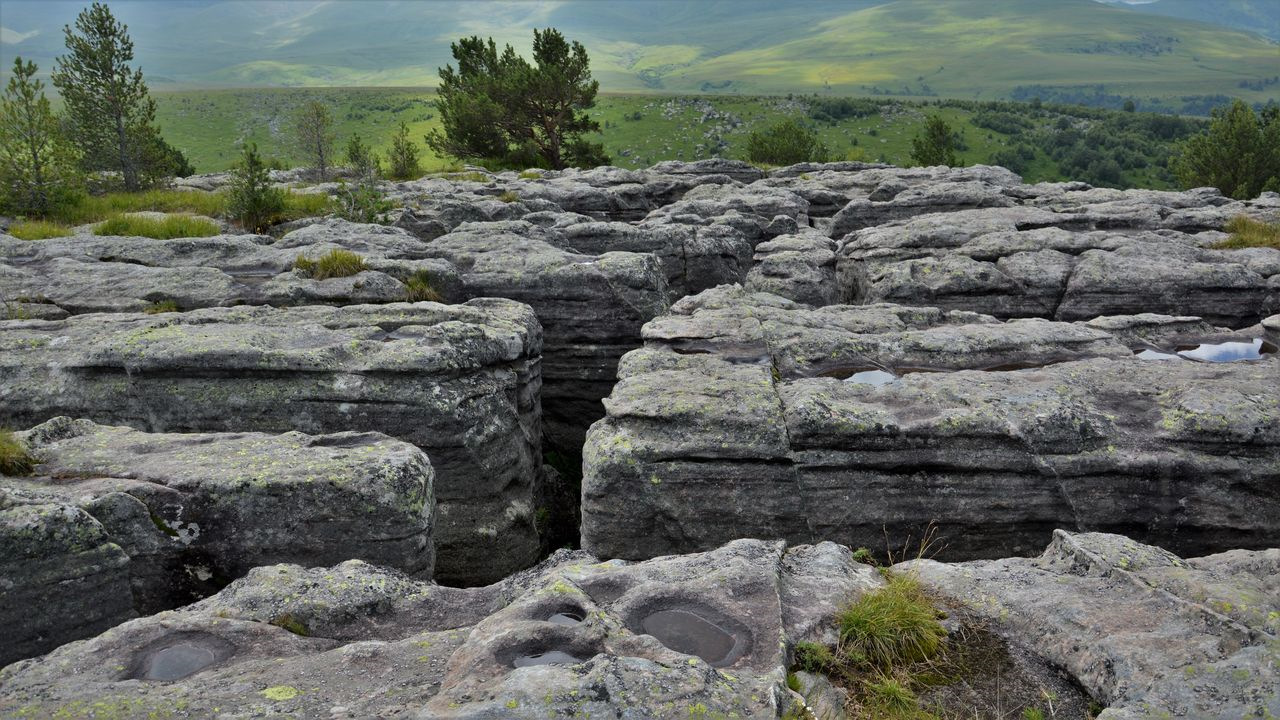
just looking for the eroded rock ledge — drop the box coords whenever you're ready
[0,418,434,666]
[582,288,1280,562]
[0,300,539,585]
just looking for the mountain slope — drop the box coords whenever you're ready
[1,0,1276,105]
[1095,0,1280,41]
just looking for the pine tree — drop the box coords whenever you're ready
[345,133,380,181]
[0,57,83,216]
[745,118,830,165]
[910,115,958,167]
[1175,100,1280,200]
[388,121,421,180]
[227,144,285,232]
[427,28,609,170]
[51,2,180,190]
[294,101,335,181]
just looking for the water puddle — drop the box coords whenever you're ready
[639,609,743,667]
[1177,339,1274,363]
[844,369,898,386]
[546,611,585,626]
[132,634,234,681]
[1135,349,1184,361]
[512,650,585,667]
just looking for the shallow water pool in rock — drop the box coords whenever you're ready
[546,611,585,626]
[1135,349,1185,361]
[639,609,743,667]
[512,650,585,667]
[844,369,898,386]
[131,634,233,681]
[1177,339,1274,363]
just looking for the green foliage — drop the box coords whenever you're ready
[387,120,421,180]
[837,575,945,669]
[1211,216,1280,249]
[0,57,84,217]
[427,28,609,169]
[7,220,73,240]
[295,249,366,280]
[852,547,877,565]
[745,118,830,165]
[143,300,179,314]
[1175,100,1280,199]
[344,133,380,180]
[269,614,310,637]
[51,188,228,224]
[227,143,287,232]
[294,101,336,180]
[864,676,919,715]
[403,270,443,302]
[910,115,958,167]
[52,2,180,189]
[94,213,219,239]
[1022,708,1046,720]
[792,640,837,674]
[785,672,802,692]
[498,190,520,203]
[335,180,394,224]
[0,430,37,476]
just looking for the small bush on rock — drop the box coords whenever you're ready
[336,180,394,224]
[0,430,37,476]
[94,213,219,239]
[295,249,366,280]
[227,143,287,232]
[344,133,381,181]
[143,300,179,314]
[838,575,945,668]
[746,118,829,165]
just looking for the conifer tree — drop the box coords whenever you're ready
[0,57,83,216]
[388,121,421,180]
[910,115,958,167]
[294,101,335,181]
[52,2,182,189]
[1175,100,1280,199]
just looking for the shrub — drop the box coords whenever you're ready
[1210,216,1280,249]
[837,575,945,668]
[746,118,830,165]
[295,249,366,280]
[335,181,394,224]
[94,213,219,239]
[143,299,179,314]
[0,430,37,476]
[403,269,442,302]
[7,220,73,240]
[387,120,421,180]
[909,115,958,167]
[344,133,380,181]
[227,143,287,232]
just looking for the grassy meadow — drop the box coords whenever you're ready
[152,88,1197,189]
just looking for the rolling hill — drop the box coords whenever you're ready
[1,0,1277,107]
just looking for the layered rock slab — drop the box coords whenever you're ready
[904,530,1280,720]
[0,417,434,666]
[583,292,1280,562]
[0,299,540,585]
[0,540,878,719]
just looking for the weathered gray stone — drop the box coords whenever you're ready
[904,530,1280,720]
[0,540,880,719]
[0,300,541,585]
[0,417,434,665]
[583,292,1280,562]
[745,232,840,306]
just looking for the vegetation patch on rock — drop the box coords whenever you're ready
[0,430,38,476]
[294,249,367,280]
[1211,216,1280,250]
[94,213,220,239]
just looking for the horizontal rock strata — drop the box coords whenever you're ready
[582,291,1280,561]
[0,417,434,665]
[0,299,540,585]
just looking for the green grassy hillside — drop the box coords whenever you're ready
[152,88,1203,192]
[5,0,1277,109]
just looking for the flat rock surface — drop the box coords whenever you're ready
[0,300,541,586]
[0,417,434,665]
[904,530,1280,720]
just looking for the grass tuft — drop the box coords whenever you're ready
[95,214,221,239]
[0,430,37,476]
[295,249,367,280]
[7,220,74,240]
[269,613,310,637]
[498,189,520,203]
[403,269,443,302]
[144,300,180,314]
[838,574,946,669]
[1210,216,1280,249]
[793,640,838,674]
